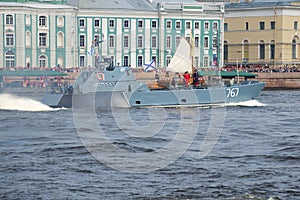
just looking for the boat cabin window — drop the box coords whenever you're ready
[106,65,115,71]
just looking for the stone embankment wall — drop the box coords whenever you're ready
[257,72,300,89]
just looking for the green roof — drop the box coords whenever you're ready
[199,70,258,78]
[0,70,68,77]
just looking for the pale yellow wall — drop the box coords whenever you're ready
[225,5,300,68]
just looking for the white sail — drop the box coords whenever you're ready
[166,37,192,73]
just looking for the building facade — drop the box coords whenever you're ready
[0,0,225,69]
[225,1,300,69]
[0,1,76,69]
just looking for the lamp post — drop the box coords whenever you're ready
[236,49,242,84]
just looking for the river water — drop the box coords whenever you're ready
[0,90,299,200]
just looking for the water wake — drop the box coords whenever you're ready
[227,100,267,107]
[0,93,63,112]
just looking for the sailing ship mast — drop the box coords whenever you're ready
[190,30,195,73]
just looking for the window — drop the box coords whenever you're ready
[195,22,200,29]
[186,22,191,29]
[94,19,100,27]
[26,15,31,26]
[151,36,157,48]
[57,32,64,48]
[79,35,85,47]
[152,20,157,28]
[294,21,298,30]
[109,35,114,47]
[204,22,209,31]
[245,22,249,30]
[80,56,85,67]
[166,56,171,66]
[224,41,228,62]
[26,31,31,47]
[213,22,218,30]
[270,21,275,30]
[123,56,129,66]
[195,36,199,48]
[138,20,143,28]
[58,57,63,68]
[186,36,191,44]
[224,23,228,31]
[123,35,129,48]
[79,19,85,27]
[204,56,209,67]
[109,19,115,28]
[260,22,265,30]
[94,34,100,46]
[259,40,265,59]
[57,16,64,27]
[166,36,171,48]
[124,20,129,28]
[270,40,275,59]
[166,20,171,29]
[6,14,13,25]
[176,36,180,48]
[138,36,143,48]
[194,57,199,68]
[152,56,156,63]
[39,16,47,26]
[212,37,218,48]
[137,56,143,67]
[39,33,47,47]
[5,51,15,68]
[244,40,249,60]
[6,34,14,46]
[204,36,209,48]
[292,39,297,59]
[39,55,47,68]
[176,21,181,29]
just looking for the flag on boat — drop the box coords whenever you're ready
[143,60,156,72]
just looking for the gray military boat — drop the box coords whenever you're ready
[42,37,265,109]
[41,65,265,109]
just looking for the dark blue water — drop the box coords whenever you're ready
[0,90,299,199]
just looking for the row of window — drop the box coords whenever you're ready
[4,32,64,48]
[4,51,47,68]
[6,14,300,31]
[79,54,208,68]
[4,14,64,27]
[6,14,217,30]
[224,38,298,61]
[224,21,299,31]
[79,18,218,30]
[79,34,213,49]
[5,31,214,49]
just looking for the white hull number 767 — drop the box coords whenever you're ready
[226,87,240,98]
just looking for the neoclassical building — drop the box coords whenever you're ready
[0,0,225,69]
[225,0,300,68]
[0,0,76,69]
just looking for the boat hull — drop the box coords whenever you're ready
[126,81,265,107]
[41,93,72,108]
[42,81,265,109]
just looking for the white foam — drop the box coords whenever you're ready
[0,93,63,112]
[226,100,267,107]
